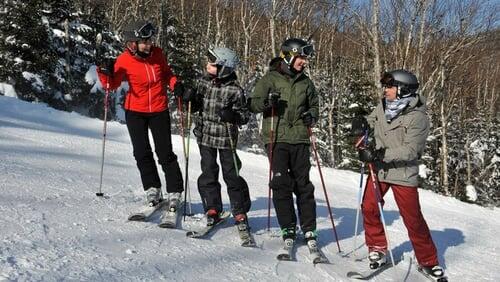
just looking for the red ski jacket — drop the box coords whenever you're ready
[97,46,177,113]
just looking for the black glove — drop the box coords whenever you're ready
[182,88,197,103]
[358,147,385,163]
[173,82,185,98]
[351,116,369,137]
[301,111,316,127]
[264,92,280,111]
[218,107,240,124]
[98,58,115,76]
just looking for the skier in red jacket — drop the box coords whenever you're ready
[96,20,183,207]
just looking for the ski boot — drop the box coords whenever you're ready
[281,226,297,241]
[167,192,181,212]
[368,250,387,269]
[419,265,448,282]
[145,187,162,206]
[235,214,250,232]
[304,230,318,248]
[277,226,297,261]
[206,209,221,226]
[235,214,255,247]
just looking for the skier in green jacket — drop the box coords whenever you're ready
[250,38,319,253]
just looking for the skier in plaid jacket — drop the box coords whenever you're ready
[178,47,252,230]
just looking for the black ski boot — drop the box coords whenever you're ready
[206,209,221,226]
[368,250,387,269]
[235,214,256,247]
[419,265,448,282]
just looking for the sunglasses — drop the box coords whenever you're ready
[134,23,155,39]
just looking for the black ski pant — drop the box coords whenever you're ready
[197,145,251,216]
[267,142,316,233]
[125,110,183,193]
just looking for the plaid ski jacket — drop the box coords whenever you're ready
[193,74,250,149]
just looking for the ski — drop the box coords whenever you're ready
[276,238,295,261]
[306,240,329,264]
[186,211,231,239]
[417,266,449,282]
[128,200,167,221]
[346,262,392,280]
[158,200,183,229]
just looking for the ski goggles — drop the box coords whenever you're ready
[207,49,218,64]
[289,44,315,57]
[134,22,155,39]
[380,73,396,88]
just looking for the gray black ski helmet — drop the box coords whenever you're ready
[280,38,314,65]
[380,69,419,98]
[207,47,239,78]
[122,20,156,42]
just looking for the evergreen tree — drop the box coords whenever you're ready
[0,0,58,105]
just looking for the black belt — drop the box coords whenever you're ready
[380,160,417,170]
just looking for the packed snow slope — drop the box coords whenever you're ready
[0,96,498,281]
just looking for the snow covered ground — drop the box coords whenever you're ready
[1,95,499,281]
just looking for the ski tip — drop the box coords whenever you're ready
[346,271,364,279]
[158,223,176,229]
[128,214,146,221]
[241,241,257,248]
[313,258,330,265]
[276,254,293,261]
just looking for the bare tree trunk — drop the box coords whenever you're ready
[180,0,185,22]
[269,0,278,57]
[214,0,223,46]
[440,66,449,195]
[402,0,424,69]
[371,0,382,97]
[465,134,472,186]
[415,0,430,77]
[328,106,335,166]
[205,0,213,44]
[64,18,71,99]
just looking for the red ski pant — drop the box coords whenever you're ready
[362,174,439,267]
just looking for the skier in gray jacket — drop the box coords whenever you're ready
[351,70,446,281]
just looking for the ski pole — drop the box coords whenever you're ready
[97,81,110,197]
[308,127,341,253]
[184,101,193,216]
[177,97,190,220]
[367,162,395,266]
[226,123,240,177]
[353,130,369,257]
[267,106,275,232]
[177,97,187,162]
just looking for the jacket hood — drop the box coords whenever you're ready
[407,93,427,114]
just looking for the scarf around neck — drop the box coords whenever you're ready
[384,96,416,122]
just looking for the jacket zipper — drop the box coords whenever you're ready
[144,63,152,112]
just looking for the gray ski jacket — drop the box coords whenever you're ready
[367,94,430,187]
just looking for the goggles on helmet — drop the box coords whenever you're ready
[380,73,396,88]
[134,22,155,39]
[288,44,314,57]
[207,49,218,64]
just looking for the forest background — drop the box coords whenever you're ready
[0,0,498,206]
